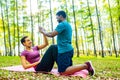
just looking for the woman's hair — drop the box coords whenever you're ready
[21,36,28,45]
[56,10,67,18]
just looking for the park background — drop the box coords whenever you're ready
[0,0,120,79]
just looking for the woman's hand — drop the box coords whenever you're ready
[36,59,41,64]
[37,34,48,50]
[21,56,41,69]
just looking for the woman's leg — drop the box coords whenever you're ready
[35,45,58,72]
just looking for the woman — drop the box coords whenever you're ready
[20,34,58,72]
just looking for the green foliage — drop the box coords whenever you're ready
[0,0,120,57]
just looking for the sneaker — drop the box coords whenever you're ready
[85,61,95,76]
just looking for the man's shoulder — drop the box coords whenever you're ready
[63,21,71,26]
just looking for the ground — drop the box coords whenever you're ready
[0,56,120,80]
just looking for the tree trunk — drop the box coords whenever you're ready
[0,1,7,56]
[65,0,69,21]
[13,0,16,56]
[87,0,97,57]
[30,0,34,46]
[37,0,41,45]
[22,1,25,36]
[16,0,20,55]
[116,0,120,56]
[108,0,118,57]
[72,0,80,57]
[117,0,120,29]
[6,0,12,56]
[79,4,89,56]
[81,32,85,55]
[49,0,54,44]
[95,0,104,57]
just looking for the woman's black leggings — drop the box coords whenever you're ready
[35,45,58,72]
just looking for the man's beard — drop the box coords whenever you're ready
[57,20,62,23]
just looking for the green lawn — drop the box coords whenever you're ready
[0,56,120,80]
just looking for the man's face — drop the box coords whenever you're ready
[23,37,32,47]
[56,15,62,23]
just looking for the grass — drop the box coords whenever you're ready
[0,56,120,80]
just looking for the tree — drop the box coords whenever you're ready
[116,0,120,55]
[108,0,118,57]
[87,0,97,56]
[11,0,16,56]
[37,0,41,45]
[72,0,79,57]
[15,0,20,55]
[65,0,69,21]
[94,0,104,57]
[6,0,12,56]
[30,0,34,46]
[49,0,54,44]
[0,1,7,56]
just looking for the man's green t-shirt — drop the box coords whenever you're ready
[55,20,73,53]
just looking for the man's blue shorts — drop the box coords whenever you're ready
[57,49,74,73]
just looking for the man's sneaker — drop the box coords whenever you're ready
[85,61,95,76]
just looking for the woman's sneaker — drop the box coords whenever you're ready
[85,61,95,76]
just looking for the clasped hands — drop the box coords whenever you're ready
[39,26,46,34]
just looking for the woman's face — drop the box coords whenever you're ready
[23,37,32,47]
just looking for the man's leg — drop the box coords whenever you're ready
[61,61,95,76]
[35,45,58,72]
[57,50,95,76]
[57,49,74,73]
[60,64,88,75]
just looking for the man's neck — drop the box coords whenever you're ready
[62,19,66,22]
[59,19,66,23]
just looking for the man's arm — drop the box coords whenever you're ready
[39,26,58,37]
[44,30,58,37]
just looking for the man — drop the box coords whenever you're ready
[39,10,95,76]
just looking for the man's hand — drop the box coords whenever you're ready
[39,26,58,37]
[39,26,46,34]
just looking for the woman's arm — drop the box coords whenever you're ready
[37,34,48,50]
[21,56,40,69]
